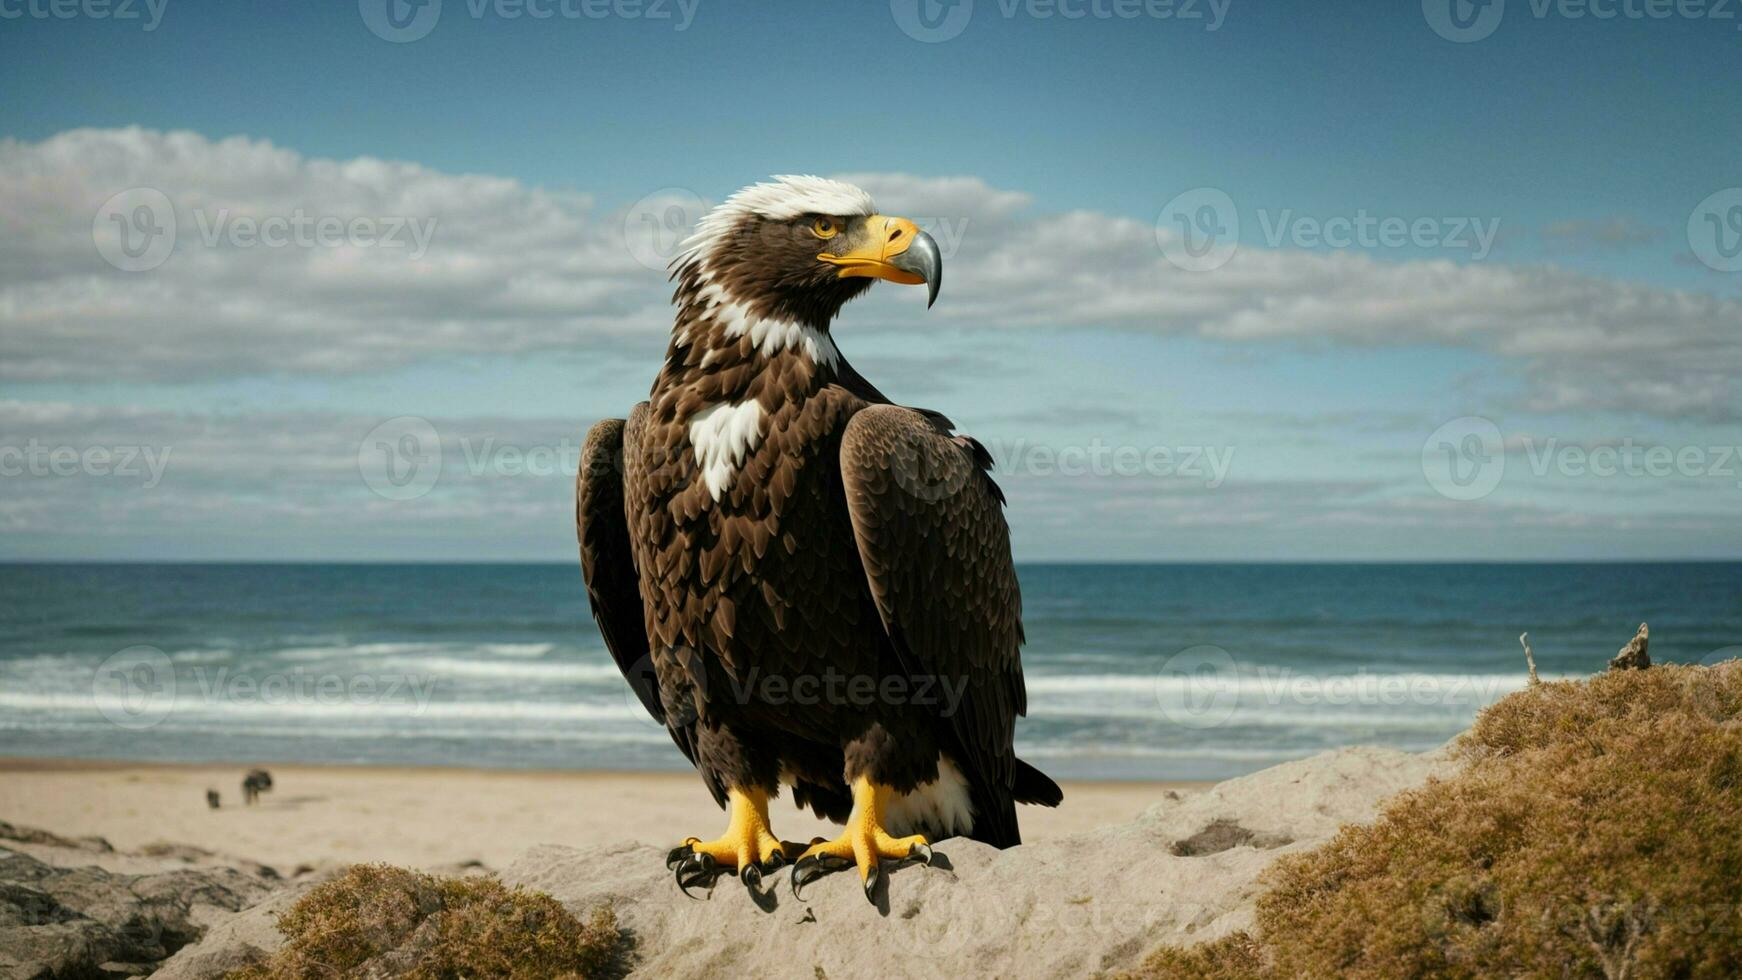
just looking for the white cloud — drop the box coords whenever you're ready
[1,127,664,381]
[4,128,1741,420]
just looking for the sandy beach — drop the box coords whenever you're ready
[0,758,1206,872]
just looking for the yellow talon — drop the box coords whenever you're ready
[667,787,806,879]
[792,776,931,901]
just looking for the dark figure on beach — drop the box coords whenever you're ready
[242,769,273,805]
[206,789,221,809]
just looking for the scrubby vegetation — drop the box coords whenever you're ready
[1130,659,1742,980]
[229,864,626,979]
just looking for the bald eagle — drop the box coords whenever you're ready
[577,176,1060,902]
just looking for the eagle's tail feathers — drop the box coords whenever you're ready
[1014,758,1063,807]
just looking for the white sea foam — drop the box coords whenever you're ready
[0,690,641,723]
[380,655,619,682]
[272,641,559,662]
[1027,671,1552,697]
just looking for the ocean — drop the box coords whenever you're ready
[1,563,1738,780]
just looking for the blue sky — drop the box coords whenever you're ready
[2,0,1741,560]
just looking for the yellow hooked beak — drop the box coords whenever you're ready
[818,214,943,308]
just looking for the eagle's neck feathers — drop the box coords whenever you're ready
[653,262,841,407]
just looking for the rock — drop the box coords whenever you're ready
[1609,622,1651,671]
[152,875,332,980]
[0,821,113,854]
[498,744,1451,980]
[0,846,272,979]
[1168,819,1292,857]
[138,842,283,881]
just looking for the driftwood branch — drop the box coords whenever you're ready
[1519,633,1541,686]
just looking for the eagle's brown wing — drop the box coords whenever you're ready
[576,418,666,724]
[838,404,1028,844]
[578,414,721,793]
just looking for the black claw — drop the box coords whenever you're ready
[665,845,691,870]
[790,853,854,900]
[790,856,823,901]
[862,863,881,903]
[765,851,787,871]
[909,842,933,866]
[674,853,718,899]
[742,864,762,890]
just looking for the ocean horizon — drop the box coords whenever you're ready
[3,561,1738,780]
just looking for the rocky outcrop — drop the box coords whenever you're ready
[0,834,276,979]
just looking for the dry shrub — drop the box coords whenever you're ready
[1130,660,1742,979]
[229,864,625,979]
[1136,932,1266,979]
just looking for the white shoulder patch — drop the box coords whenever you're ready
[884,755,976,839]
[688,400,765,501]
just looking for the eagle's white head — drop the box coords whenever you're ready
[671,175,942,331]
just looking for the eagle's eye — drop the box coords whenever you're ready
[809,217,839,240]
